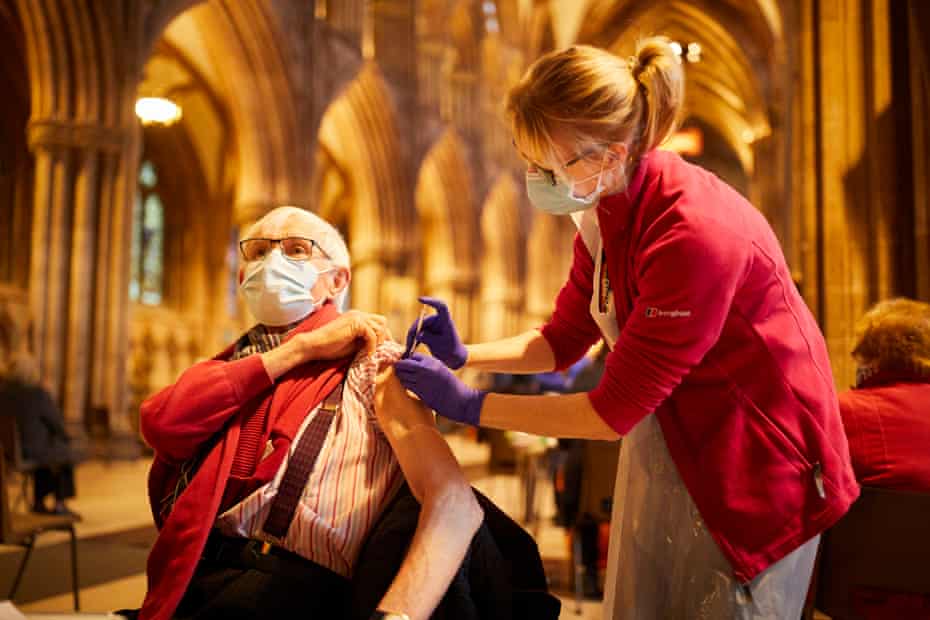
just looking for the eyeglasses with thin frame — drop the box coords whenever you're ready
[239,237,330,262]
[512,139,605,186]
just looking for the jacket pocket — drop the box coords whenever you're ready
[673,385,819,560]
[730,385,814,475]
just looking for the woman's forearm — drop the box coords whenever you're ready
[464,329,556,374]
[480,391,620,441]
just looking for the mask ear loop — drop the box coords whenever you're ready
[590,149,611,196]
[568,148,611,203]
[310,263,342,308]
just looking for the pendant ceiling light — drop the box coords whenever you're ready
[135,97,182,126]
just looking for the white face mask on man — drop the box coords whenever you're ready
[239,249,333,326]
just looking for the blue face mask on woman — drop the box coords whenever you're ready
[524,150,621,215]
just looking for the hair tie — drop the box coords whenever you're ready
[629,56,647,91]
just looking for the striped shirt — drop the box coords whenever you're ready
[215,341,404,577]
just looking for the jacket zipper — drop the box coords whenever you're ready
[812,462,826,499]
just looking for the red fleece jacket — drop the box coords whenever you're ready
[540,150,859,582]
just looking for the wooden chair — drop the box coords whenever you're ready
[814,486,930,619]
[0,444,80,610]
[0,415,38,511]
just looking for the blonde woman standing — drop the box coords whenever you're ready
[395,38,858,618]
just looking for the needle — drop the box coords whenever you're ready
[403,305,428,359]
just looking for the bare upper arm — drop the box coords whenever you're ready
[373,366,470,504]
[373,366,436,438]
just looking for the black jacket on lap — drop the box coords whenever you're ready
[350,484,561,620]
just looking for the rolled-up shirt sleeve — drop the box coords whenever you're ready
[539,233,604,371]
[589,220,750,434]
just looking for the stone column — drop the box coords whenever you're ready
[910,1,930,300]
[98,127,141,459]
[817,0,873,388]
[27,137,74,407]
[865,0,900,301]
[26,147,56,390]
[790,0,820,312]
[91,150,120,432]
[800,0,903,387]
[63,147,99,448]
[26,119,137,456]
[452,273,477,345]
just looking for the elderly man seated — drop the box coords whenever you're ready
[134,207,490,620]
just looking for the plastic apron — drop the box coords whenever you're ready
[570,210,746,619]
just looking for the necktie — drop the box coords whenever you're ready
[262,380,345,539]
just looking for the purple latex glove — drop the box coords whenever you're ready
[394,353,486,426]
[405,297,468,369]
[534,371,569,393]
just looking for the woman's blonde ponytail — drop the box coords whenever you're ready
[631,36,685,159]
[506,36,685,170]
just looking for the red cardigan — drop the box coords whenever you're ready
[839,378,930,492]
[540,150,860,582]
[138,307,349,620]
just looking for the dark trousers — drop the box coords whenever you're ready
[34,464,75,503]
[173,535,349,619]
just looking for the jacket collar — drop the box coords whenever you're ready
[855,367,930,389]
[596,149,666,240]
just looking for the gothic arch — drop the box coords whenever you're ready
[525,210,576,328]
[479,174,525,339]
[9,0,319,450]
[415,128,479,339]
[316,62,416,314]
[449,0,481,71]
[526,3,557,60]
[13,0,155,441]
[583,1,777,175]
[575,0,791,245]
[158,1,306,223]
[577,0,785,77]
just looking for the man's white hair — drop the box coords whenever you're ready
[245,205,351,308]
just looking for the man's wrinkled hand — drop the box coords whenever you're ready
[297,311,392,361]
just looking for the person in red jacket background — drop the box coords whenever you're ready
[394,38,859,618]
[839,298,930,492]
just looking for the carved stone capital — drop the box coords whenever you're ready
[27,119,129,154]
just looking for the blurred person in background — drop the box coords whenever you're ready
[0,322,80,517]
[839,298,930,492]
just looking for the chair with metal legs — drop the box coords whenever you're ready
[0,416,38,512]
[0,444,80,610]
